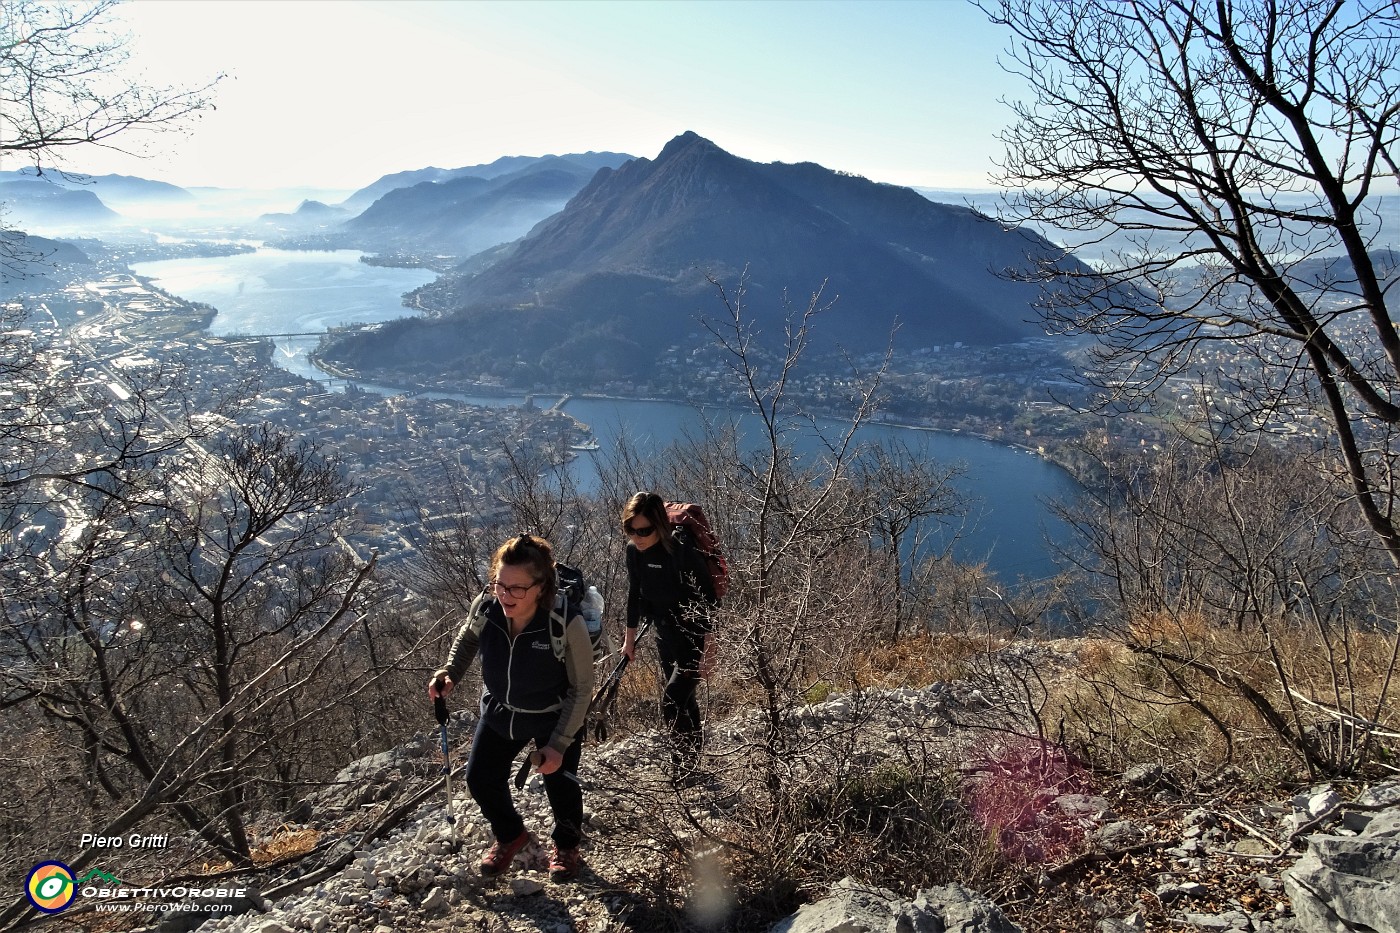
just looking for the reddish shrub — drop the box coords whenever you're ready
[963,737,1093,863]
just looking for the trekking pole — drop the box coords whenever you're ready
[433,695,460,851]
[589,656,629,742]
[513,745,580,789]
[589,621,651,743]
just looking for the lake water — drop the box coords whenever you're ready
[132,248,438,377]
[132,248,1081,583]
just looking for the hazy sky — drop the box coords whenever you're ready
[84,0,1023,194]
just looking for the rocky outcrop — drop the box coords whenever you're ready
[1284,782,1400,933]
[769,877,1022,933]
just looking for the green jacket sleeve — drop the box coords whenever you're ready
[443,595,486,681]
[547,613,596,753]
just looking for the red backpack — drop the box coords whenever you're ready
[664,501,730,600]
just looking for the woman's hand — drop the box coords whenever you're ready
[534,746,563,775]
[427,670,454,699]
[622,628,637,662]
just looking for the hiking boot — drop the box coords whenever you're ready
[670,765,709,790]
[669,751,698,780]
[479,830,530,877]
[548,845,582,882]
[668,749,708,788]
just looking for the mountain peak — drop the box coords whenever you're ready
[320,135,1078,381]
[655,131,722,163]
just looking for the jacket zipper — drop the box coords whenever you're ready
[505,616,519,738]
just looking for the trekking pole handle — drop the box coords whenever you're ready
[434,695,447,725]
[514,747,544,789]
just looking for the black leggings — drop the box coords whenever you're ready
[656,623,704,759]
[464,717,584,848]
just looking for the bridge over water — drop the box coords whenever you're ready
[227,323,381,339]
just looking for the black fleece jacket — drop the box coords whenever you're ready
[625,535,718,634]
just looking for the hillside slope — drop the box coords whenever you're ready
[59,649,1394,933]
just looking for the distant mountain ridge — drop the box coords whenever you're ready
[254,199,354,235]
[0,154,633,248]
[0,177,121,228]
[0,168,192,210]
[318,132,1076,385]
[339,154,634,257]
[339,150,634,214]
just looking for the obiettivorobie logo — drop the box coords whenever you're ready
[25,864,125,913]
[25,862,73,914]
[25,861,242,918]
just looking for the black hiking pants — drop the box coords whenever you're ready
[656,622,704,766]
[465,716,583,848]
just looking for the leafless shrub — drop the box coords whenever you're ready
[0,421,409,916]
[962,736,1093,865]
[1050,438,1400,778]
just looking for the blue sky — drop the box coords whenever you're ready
[92,0,1023,193]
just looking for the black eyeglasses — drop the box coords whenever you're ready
[491,578,541,599]
[624,523,656,538]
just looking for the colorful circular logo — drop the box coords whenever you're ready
[26,861,76,914]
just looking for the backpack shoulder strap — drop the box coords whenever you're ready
[548,592,569,663]
[674,525,703,563]
[467,591,491,637]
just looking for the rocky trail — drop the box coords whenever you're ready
[82,654,1398,933]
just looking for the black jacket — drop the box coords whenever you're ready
[625,532,718,634]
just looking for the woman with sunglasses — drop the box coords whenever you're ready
[428,534,594,882]
[620,492,719,779]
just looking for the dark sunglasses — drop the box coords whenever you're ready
[624,523,656,538]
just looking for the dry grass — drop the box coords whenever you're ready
[849,632,988,688]
[1054,610,1399,778]
[250,826,321,866]
[201,826,321,874]
[1070,636,1127,674]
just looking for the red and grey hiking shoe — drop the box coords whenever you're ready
[548,845,582,882]
[479,830,530,877]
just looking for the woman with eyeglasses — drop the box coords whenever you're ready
[428,534,594,882]
[620,491,718,779]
